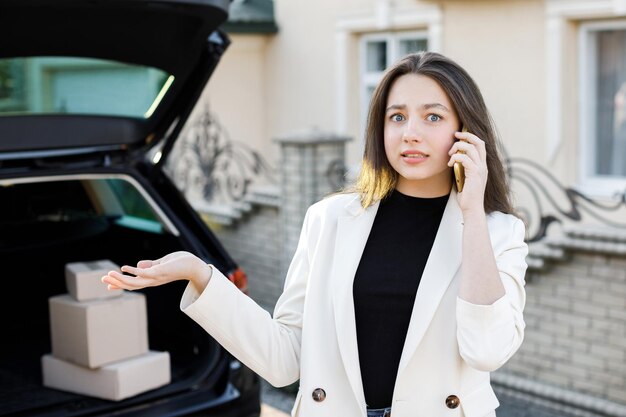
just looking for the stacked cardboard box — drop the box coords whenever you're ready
[42,259,171,401]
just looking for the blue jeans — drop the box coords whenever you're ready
[367,407,391,417]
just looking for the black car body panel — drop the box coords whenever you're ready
[0,0,230,165]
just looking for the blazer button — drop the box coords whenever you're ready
[312,388,326,402]
[446,394,460,409]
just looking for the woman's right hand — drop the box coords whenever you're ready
[102,251,213,293]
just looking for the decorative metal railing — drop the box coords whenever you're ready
[326,158,348,191]
[506,157,626,242]
[166,106,277,205]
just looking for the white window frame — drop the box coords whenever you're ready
[359,31,429,137]
[578,19,626,196]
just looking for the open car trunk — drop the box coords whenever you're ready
[0,174,233,417]
[0,1,260,415]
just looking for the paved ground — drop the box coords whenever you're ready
[259,379,595,417]
[260,403,290,417]
[259,379,292,417]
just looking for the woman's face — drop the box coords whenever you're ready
[384,73,460,198]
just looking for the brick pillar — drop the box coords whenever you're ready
[274,128,351,280]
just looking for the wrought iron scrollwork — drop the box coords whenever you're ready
[326,158,348,190]
[166,106,277,204]
[506,157,626,242]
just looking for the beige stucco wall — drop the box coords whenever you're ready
[196,34,275,163]
[197,0,354,168]
[264,0,340,142]
[442,0,545,164]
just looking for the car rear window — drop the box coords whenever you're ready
[0,57,173,118]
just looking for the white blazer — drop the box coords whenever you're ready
[180,189,528,417]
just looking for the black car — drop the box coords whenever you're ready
[0,1,261,416]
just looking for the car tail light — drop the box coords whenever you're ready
[228,267,249,295]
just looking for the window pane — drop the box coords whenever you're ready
[399,38,428,56]
[0,57,172,119]
[366,41,387,72]
[105,180,157,222]
[594,29,626,176]
[0,178,166,250]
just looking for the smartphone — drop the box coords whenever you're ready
[453,126,468,192]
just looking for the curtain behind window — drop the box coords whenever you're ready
[596,29,626,176]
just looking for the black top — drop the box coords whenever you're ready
[353,189,448,409]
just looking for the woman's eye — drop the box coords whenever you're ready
[391,114,405,122]
[427,114,441,122]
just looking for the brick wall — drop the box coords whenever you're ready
[276,131,350,280]
[495,232,626,414]
[207,201,282,311]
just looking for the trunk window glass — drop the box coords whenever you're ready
[0,57,173,118]
[0,178,166,251]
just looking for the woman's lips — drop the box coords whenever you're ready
[401,152,428,164]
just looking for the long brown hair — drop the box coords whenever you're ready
[351,51,513,214]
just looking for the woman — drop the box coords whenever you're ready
[103,51,528,417]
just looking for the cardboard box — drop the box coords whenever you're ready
[65,259,122,302]
[42,351,171,401]
[49,293,148,368]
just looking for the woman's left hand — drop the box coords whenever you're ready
[102,251,211,291]
[447,130,488,215]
